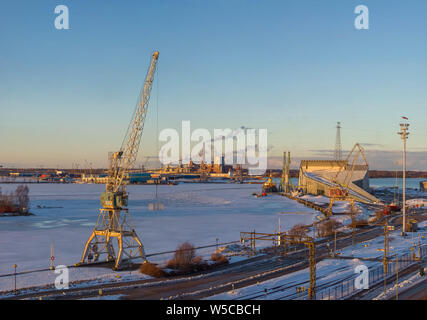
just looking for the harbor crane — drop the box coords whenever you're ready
[332,143,367,190]
[327,143,367,216]
[77,51,159,270]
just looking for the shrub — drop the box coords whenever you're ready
[0,185,30,215]
[317,220,342,237]
[175,242,195,266]
[167,242,197,271]
[210,253,229,265]
[288,224,309,241]
[139,262,165,278]
[349,219,369,229]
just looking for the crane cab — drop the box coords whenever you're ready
[101,191,128,209]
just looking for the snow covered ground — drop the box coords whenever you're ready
[0,182,318,292]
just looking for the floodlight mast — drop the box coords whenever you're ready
[398,119,409,235]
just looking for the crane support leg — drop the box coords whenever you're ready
[78,209,146,269]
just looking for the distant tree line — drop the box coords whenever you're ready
[0,185,30,215]
[369,170,427,179]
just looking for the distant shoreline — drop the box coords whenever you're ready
[368,171,427,179]
[274,170,427,179]
[1,169,427,180]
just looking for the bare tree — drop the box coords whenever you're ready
[167,242,197,270]
[15,185,29,214]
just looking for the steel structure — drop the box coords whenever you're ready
[398,119,409,235]
[279,151,293,193]
[233,164,244,183]
[78,51,159,270]
[240,231,316,299]
[334,122,342,161]
[326,143,368,216]
[329,143,368,199]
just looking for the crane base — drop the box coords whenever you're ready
[79,208,146,270]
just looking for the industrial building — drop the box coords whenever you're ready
[298,144,380,204]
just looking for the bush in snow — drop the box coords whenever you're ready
[0,185,30,215]
[166,242,207,271]
[317,219,342,237]
[287,224,309,241]
[210,252,229,265]
[139,262,165,278]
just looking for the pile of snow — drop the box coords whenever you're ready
[217,244,247,255]
[298,195,330,206]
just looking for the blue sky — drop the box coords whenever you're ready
[1,1,426,169]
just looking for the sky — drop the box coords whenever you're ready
[0,0,426,170]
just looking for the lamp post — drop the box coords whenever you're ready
[398,120,409,236]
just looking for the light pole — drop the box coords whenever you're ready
[398,120,409,236]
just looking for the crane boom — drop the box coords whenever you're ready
[107,51,159,194]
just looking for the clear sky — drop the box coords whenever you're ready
[1,0,426,170]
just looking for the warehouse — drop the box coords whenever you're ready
[298,157,379,204]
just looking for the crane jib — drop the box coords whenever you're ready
[101,51,159,208]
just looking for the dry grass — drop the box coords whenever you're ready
[139,262,165,278]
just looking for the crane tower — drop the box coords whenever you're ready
[78,51,159,270]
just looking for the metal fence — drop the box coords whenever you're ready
[312,244,426,300]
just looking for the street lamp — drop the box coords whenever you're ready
[398,119,409,236]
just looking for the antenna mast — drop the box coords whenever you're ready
[334,122,342,161]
